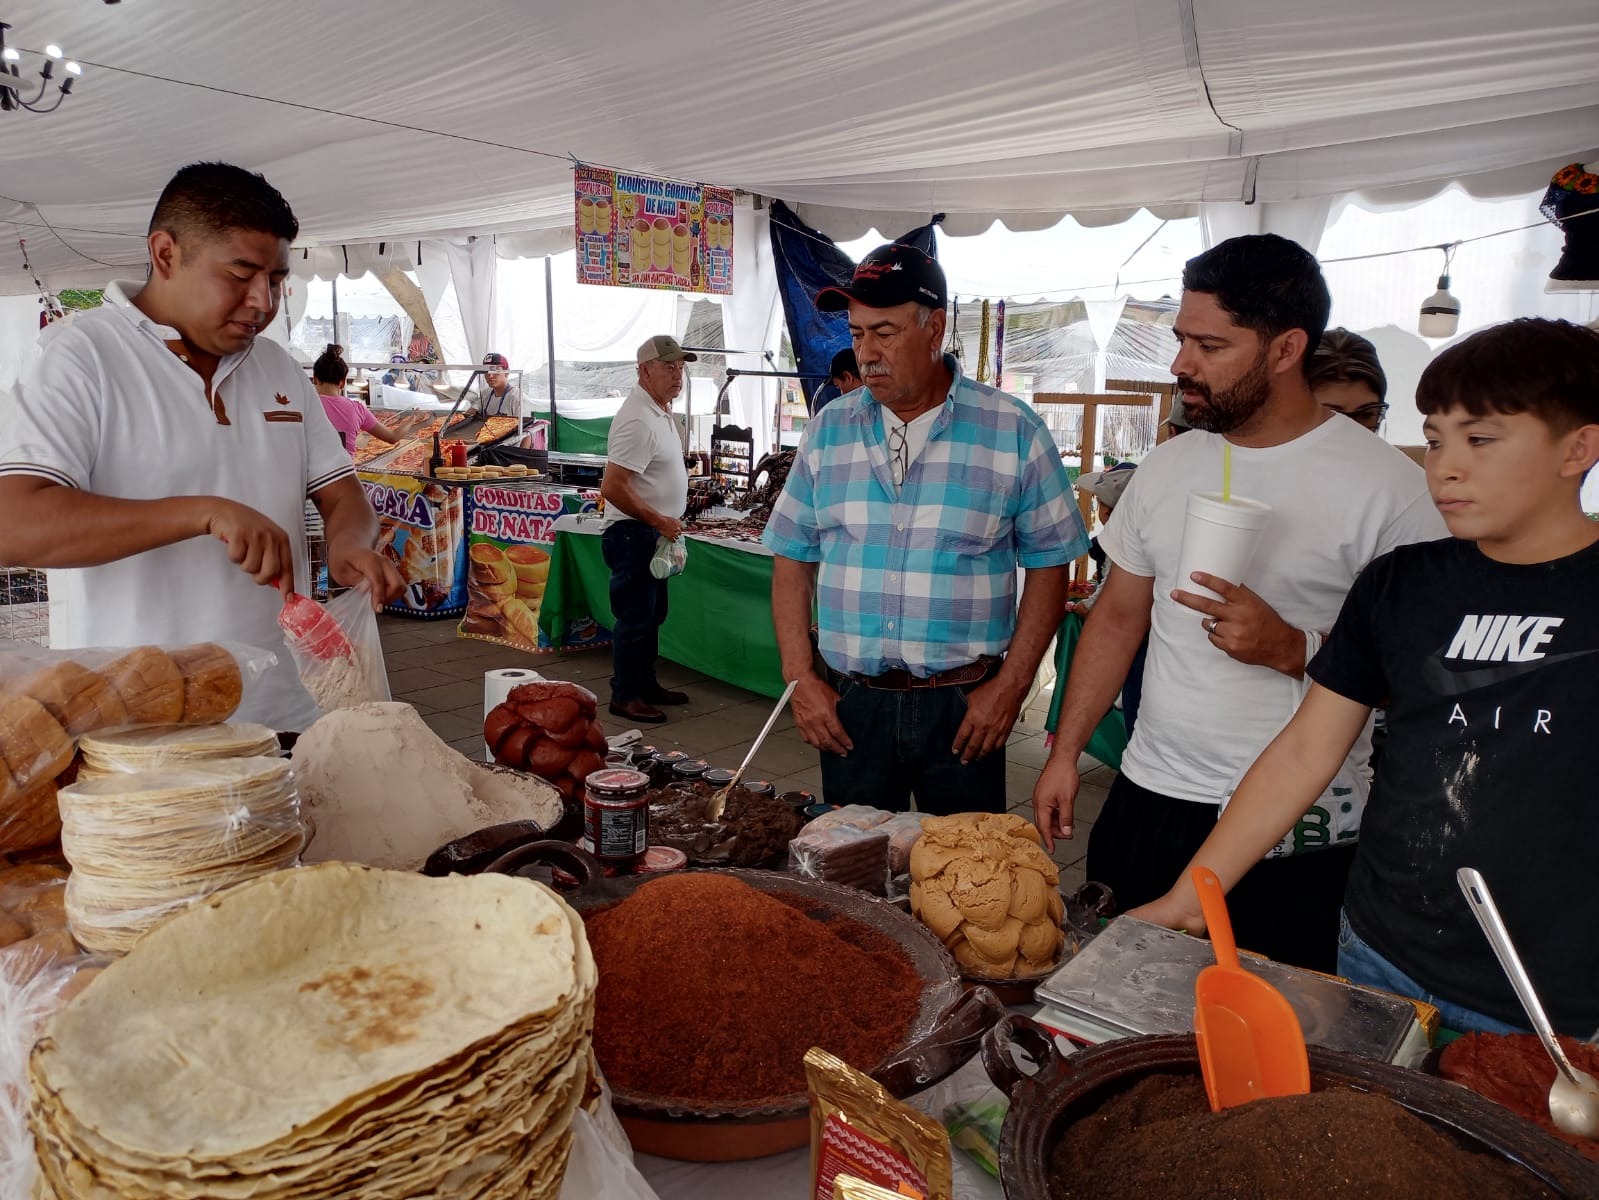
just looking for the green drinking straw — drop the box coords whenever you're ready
[1222,441,1232,502]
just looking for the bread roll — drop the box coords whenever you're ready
[170,643,244,724]
[15,661,129,736]
[98,647,185,725]
[0,693,74,809]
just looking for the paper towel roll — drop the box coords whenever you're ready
[484,668,545,761]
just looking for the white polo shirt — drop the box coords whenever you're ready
[0,282,357,731]
[602,385,688,529]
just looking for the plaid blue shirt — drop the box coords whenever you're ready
[764,357,1087,677]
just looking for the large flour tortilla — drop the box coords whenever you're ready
[30,863,582,1162]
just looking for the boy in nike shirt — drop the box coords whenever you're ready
[1129,318,1599,1035]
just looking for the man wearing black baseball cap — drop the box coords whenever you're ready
[762,243,1087,813]
[470,351,522,418]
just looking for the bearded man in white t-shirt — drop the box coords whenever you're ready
[0,162,403,731]
[1033,234,1447,973]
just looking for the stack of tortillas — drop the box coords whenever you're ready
[57,757,305,954]
[77,723,280,779]
[29,863,596,1199]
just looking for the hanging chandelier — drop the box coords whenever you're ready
[0,21,83,114]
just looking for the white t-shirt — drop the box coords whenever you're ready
[602,385,689,529]
[0,283,357,731]
[879,404,942,490]
[1101,415,1448,811]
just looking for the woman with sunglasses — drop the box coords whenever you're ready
[1309,328,1389,434]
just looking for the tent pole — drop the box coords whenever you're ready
[544,256,558,451]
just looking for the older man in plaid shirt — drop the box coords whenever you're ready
[764,244,1087,813]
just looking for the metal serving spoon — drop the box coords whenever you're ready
[1457,867,1599,1140]
[705,679,798,822]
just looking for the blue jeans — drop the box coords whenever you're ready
[819,674,1006,815]
[601,520,668,705]
[1336,909,1525,1036]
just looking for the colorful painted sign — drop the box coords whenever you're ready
[573,165,733,295]
[458,485,607,651]
[358,471,468,617]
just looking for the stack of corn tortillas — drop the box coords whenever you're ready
[57,757,304,954]
[77,723,280,778]
[29,863,596,1198]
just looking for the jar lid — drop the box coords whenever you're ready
[655,750,689,764]
[778,790,816,806]
[585,767,651,796]
[639,845,688,873]
[671,759,709,777]
[702,768,737,786]
[742,779,775,796]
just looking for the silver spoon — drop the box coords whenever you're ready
[705,679,798,822]
[1456,867,1599,1140]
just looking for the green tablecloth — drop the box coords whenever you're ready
[552,414,612,455]
[1044,611,1128,770]
[538,526,786,698]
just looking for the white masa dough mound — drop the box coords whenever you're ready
[292,702,562,869]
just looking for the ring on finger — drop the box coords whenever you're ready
[1204,617,1218,633]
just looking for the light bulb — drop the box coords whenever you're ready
[1,47,18,62]
[64,61,81,75]
[1418,274,1461,339]
[44,44,62,60]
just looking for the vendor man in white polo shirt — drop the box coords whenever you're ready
[598,335,695,725]
[0,161,403,732]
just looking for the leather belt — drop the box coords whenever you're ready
[837,656,1001,692]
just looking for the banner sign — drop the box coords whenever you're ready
[359,471,468,617]
[574,165,733,295]
[459,485,607,652]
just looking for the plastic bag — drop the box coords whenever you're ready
[789,824,890,895]
[648,534,687,579]
[558,1109,660,1200]
[1,927,107,1200]
[0,640,278,857]
[281,584,391,713]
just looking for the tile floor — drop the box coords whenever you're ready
[380,615,1114,893]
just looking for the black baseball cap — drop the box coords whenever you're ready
[816,243,948,313]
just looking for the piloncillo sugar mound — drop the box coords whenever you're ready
[1047,1072,1556,1200]
[586,873,923,1105]
[292,702,563,869]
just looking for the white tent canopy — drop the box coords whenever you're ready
[2,0,1595,292]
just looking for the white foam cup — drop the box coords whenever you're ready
[1174,490,1271,600]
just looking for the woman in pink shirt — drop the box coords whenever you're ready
[312,344,422,456]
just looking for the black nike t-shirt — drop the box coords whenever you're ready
[1309,535,1599,1034]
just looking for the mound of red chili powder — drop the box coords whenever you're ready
[586,872,925,1104]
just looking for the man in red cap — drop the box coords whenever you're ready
[471,352,522,417]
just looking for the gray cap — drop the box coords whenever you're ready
[1076,462,1137,508]
[636,335,698,364]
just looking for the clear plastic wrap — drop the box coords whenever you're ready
[0,641,278,857]
[0,921,105,1200]
[807,804,895,833]
[78,723,281,777]
[55,757,305,955]
[280,585,391,713]
[789,824,891,895]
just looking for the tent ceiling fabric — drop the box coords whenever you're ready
[1,0,1596,291]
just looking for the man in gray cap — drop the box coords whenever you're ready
[599,335,697,723]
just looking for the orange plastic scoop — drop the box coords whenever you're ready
[278,592,354,663]
[1191,865,1310,1111]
